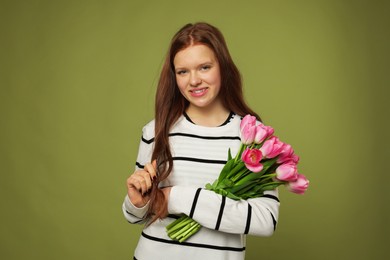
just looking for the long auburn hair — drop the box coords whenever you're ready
[147,22,261,223]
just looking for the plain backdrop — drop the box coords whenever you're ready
[0,0,388,259]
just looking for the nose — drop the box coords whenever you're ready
[189,72,202,87]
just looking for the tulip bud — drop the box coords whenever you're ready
[260,136,284,158]
[286,174,309,194]
[254,124,274,144]
[276,162,298,181]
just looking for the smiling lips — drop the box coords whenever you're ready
[190,87,208,97]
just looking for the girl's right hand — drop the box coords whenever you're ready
[126,160,157,208]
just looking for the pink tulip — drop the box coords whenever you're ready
[240,114,256,132]
[241,124,256,145]
[240,115,257,145]
[291,154,300,164]
[241,148,264,173]
[254,123,274,144]
[286,174,309,194]
[276,162,298,181]
[260,136,284,158]
[277,144,295,164]
[277,143,301,164]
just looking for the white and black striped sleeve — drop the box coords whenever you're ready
[168,186,280,237]
[134,122,155,170]
[122,195,149,224]
[122,122,155,224]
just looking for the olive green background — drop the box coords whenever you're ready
[1,0,388,259]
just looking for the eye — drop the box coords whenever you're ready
[176,69,188,75]
[200,65,211,71]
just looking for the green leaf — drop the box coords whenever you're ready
[261,158,278,174]
[217,159,235,183]
[205,183,213,190]
[234,171,263,187]
[225,191,242,200]
[234,182,258,196]
[221,178,234,188]
[229,179,256,194]
[226,161,246,180]
[212,188,229,197]
[234,143,245,163]
[258,182,284,193]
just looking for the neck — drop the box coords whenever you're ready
[186,103,230,127]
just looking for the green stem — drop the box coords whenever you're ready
[234,170,265,187]
[257,181,285,192]
[233,181,257,196]
[169,222,193,239]
[229,176,257,194]
[225,161,246,181]
[166,216,185,230]
[177,222,201,243]
[230,167,250,183]
[166,217,202,242]
[234,144,245,163]
[258,173,276,181]
[169,221,194,239]
[166,217,193,235]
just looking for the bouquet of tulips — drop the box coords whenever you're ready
[166,115,309,242]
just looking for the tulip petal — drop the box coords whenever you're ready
[245,163,263,173]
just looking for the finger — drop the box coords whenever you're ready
[152,160,157,170]
[136,173,152,194]
[144,163,157,180]
[152,160,159,179]
[126,178,150,208]
[138,178,149,195]
[128,174,147,194]
[133,170,153,190]
[127,176,141,193]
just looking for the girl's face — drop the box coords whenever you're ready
[173,44,222,112]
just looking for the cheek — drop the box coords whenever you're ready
[208,71,221,91]
[176,77,188,93]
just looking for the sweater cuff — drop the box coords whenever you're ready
[123,195,149,219]
[168,186,199,215]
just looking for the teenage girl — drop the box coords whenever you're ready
[123,22,279,260]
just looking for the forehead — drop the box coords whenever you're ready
[173,44,217,67]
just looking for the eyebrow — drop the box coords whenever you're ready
[174,61,214,71]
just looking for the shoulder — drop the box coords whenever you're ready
[141,119,155,140]
[140,116,186,140]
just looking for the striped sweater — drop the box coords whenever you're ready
[122,114,280,260]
